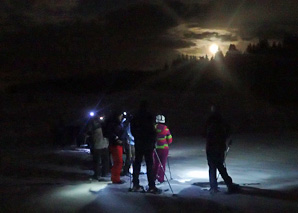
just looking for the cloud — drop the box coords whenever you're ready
[234,0,298,40]
[165,0,298,41]
[238,21,298,41]
[1,0,297,70]
[184,31,237,42]
[105,3,178,36]
[3,0,297,41]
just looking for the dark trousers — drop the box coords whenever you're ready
[92,148,109,177]
[123,144,135,174]
[207,150,233,189]
[133,148,155,189]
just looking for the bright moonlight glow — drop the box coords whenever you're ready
[209,44,219,54]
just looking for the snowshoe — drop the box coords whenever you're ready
[209,187,220,194]
[156,181,165,185]
[129,185,145,192]
[147,187,162,194]
[112,180,126,184]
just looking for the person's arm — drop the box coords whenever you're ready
[224,119,231,139]
[165,126,173,145]
[127,123,134,141]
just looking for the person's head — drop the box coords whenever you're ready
[111,108,124,122]
[210,104,221,113]
[123,111,133,122]
[209,104,223,122]
[118,113,124,122]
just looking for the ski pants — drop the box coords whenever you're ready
[92,148,110,177]
[133,147,155,189]
[109,145,123,183]
[207,150,233,189]
[123,144,135,174]
[153,148,169,183]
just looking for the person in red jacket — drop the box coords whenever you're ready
[153,114,172,184]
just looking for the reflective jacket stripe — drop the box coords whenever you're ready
[156,144,169,149]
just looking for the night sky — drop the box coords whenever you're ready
[1,0,297,70]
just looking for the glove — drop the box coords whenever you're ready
[116,139,123,145]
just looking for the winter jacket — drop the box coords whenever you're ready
[131,110,156,150]
[87,117,109,150]
[203,112,230,152]
[107,117,125,146]
[122,118,135,146]
[155,124,172,149]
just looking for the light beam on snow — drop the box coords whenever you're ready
[177,179,192,183]
[36,182,110,210]
[187,170,209,179]
[176,170,209,183]
[58,182,109,197]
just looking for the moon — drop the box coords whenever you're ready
[209,44,219,54]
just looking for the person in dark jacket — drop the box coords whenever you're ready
[203,105,239,194]
[107,110,126,184]
[86,113,109,180]
[130,100,161,194]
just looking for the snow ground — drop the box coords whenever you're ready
[0,134,297,213]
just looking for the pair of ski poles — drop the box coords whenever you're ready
[153,149,175,195]
[128,148,175,195]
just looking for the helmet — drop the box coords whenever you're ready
[156,115,165,123]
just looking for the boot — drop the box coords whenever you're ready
[227,183,240,194]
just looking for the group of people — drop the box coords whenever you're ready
[86,100,239,194]
[86,100,173,194]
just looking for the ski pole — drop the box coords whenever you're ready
[167,155,173,180]
[129,145,133,190]
[217,139,232,180]
[129,164,132,189]
[154,149,175,195]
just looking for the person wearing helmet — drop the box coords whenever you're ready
[153,114,173,184]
